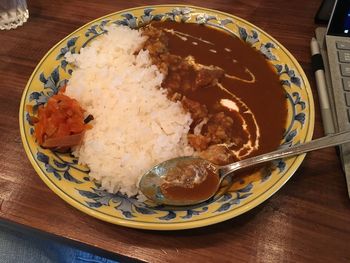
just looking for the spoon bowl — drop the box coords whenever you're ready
[139,156,220,206]
[139,130,350,206]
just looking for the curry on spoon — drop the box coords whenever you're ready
[139,130,350,206]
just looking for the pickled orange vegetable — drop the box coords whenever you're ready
[34,92,89,148]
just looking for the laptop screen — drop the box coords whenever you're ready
[327,0,350,36]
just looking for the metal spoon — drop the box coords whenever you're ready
[139,130,350,206]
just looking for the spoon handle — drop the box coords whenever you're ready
[219,130,350,179]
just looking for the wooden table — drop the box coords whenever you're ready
[1,0,350,262]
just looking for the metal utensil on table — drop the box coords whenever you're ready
[139,130,350,206]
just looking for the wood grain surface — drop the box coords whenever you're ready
[1,0,350,262]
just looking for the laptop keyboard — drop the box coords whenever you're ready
[326,36,350,127]
[337,42,350,121]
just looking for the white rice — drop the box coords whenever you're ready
[65,25,194,196]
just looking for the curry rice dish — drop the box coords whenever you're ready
[37,21,287,197]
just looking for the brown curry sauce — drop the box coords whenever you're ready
[142,22,287,201]
[160,158,219,203]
